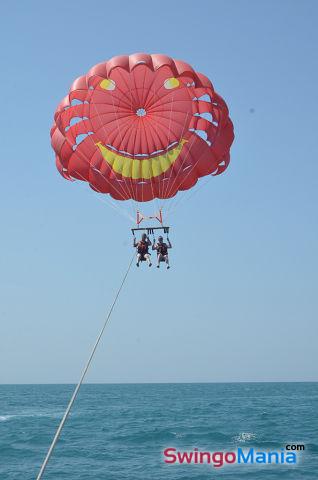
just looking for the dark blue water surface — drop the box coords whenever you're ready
[0,383,317,479]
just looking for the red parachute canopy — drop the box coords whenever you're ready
[51,53,234,202]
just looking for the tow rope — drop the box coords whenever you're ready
[36,253,135,479]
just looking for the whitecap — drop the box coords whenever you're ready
[233,432,256,442]
[0,415,13,422]
[0,411,65,421]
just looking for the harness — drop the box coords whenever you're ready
[137,241,149,255]
[157,243,168,255]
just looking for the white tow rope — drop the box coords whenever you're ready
[36,253,135,479]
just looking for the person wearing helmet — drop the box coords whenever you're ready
[152,235,172,269]
[133,233,152,267]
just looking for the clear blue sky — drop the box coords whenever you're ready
[1,0,317,383]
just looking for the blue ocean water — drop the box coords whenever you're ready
[0,383,317,479]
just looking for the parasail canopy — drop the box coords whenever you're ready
[51,53,234,202]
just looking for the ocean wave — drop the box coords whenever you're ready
[0,415,14,422]
[1,383,317,478]
[109,428,233,445]
[233,432,257,443]
[171,431,184,439]
[0,412,64,422]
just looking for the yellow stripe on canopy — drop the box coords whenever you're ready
[95,139,187,180]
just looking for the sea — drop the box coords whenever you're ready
[0,383,317,479]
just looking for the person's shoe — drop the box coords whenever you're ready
[167,265,170,269]
[149,263,152,267]
[157,265,160,268]
[136,263,139,267]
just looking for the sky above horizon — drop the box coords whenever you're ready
[0,0,317,383]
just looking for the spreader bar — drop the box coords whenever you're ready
[131,226,170,236]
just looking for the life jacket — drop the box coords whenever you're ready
[157,243,168,255]
[137,241,148,255]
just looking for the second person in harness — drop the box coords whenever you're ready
[152,236,172,269]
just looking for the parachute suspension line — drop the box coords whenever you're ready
[145,117,161,218]
[165,174,213,221]
[161,109,191,212]
[164,126,195,202]
[165,129,213,219]
[166,149,214,219]
[73,170,135,223]
[150,179,161,224]
[36,253,135,480]
[162,139,195,218]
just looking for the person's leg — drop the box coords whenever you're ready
[145,254,152,267]
[157,254,161,268]
[136,253,141,266]
[165,255,170,269]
